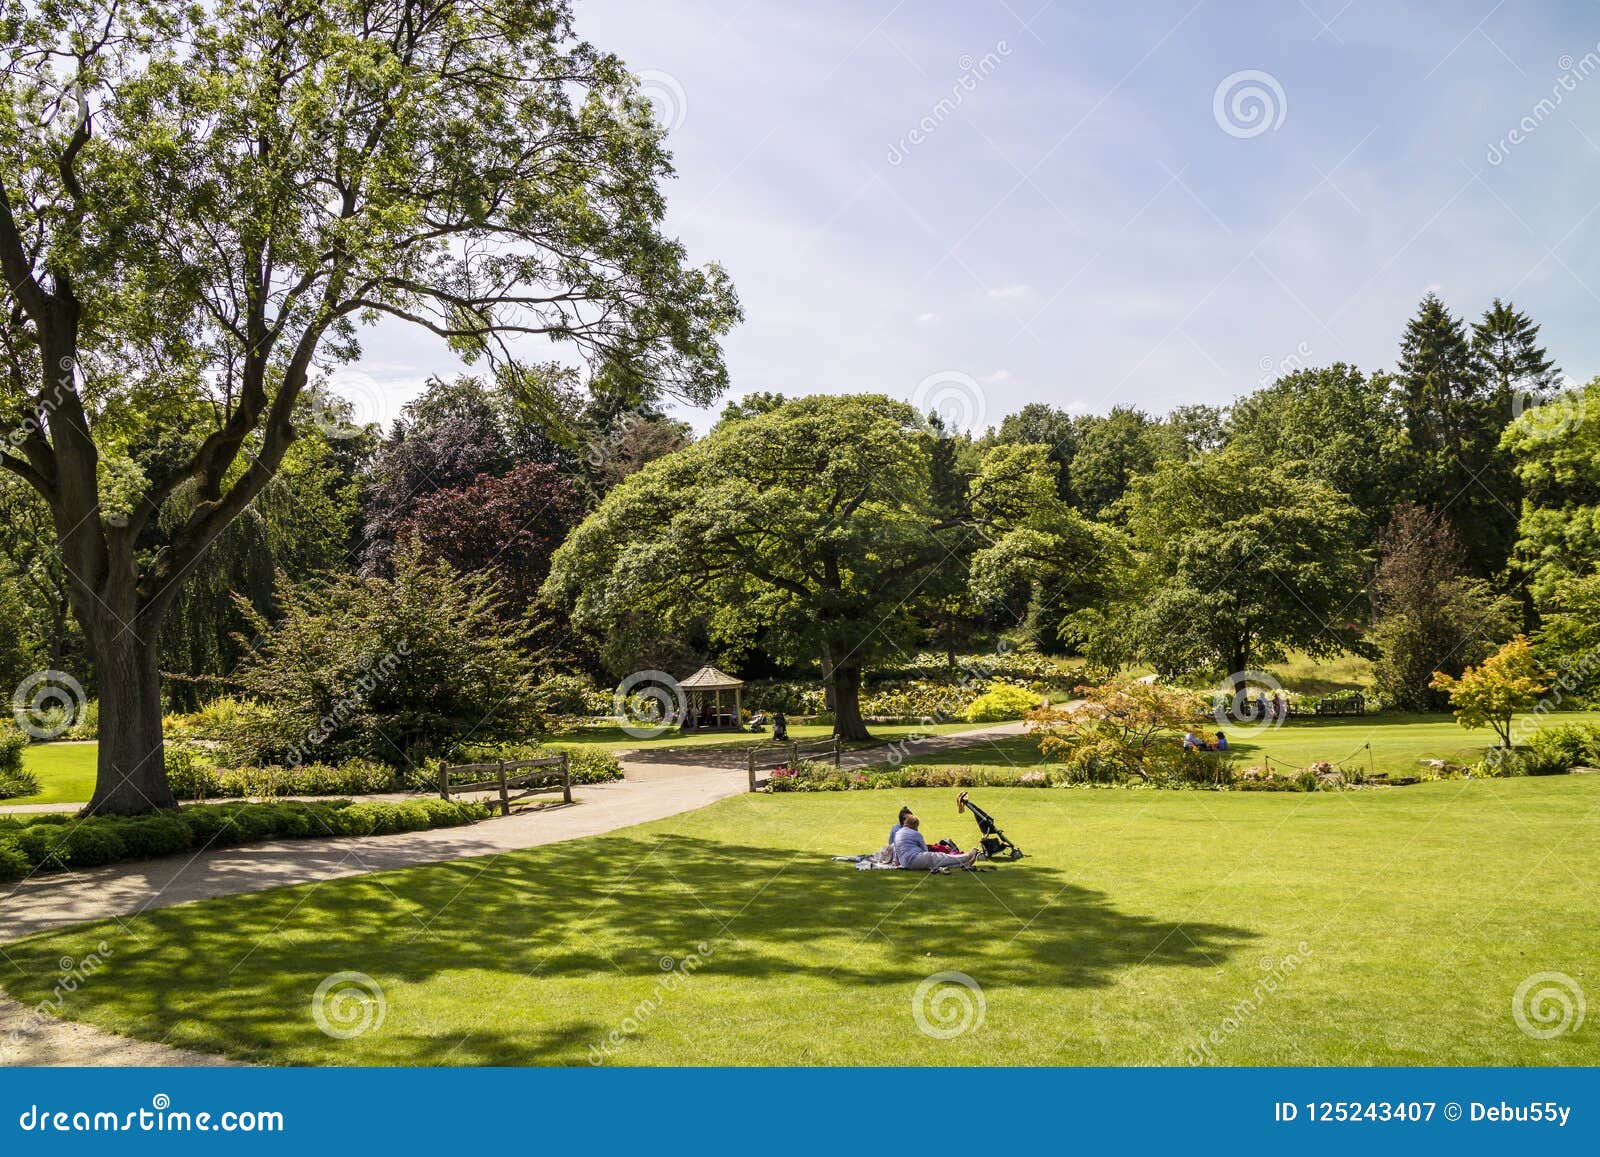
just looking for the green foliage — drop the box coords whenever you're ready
[1093,447,1369,678]
[1533,570,1600,702]
[1432,636,1549,747]
[235,546,534,767]
[0,740,41,799]
[166,755,399,801]
[1369,504,1516,710]
[546,394,952,737]
[1028,677,1219,784]
[0,799,489,882]
[1226,364,1408,532]
[966,443,1120,639]
[1070,406,1159,520]
[964,682,1041,723]
[767,760,1062,792]
[435,741,625,787]
[0,727,26,774]
[1506,377,1600,603]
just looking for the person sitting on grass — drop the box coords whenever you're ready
[892,815,979,871]
[888,805,913,848]
[1183,728,1205,750]
[1212,730,1229,752]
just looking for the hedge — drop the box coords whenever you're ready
[165,748,400,800]
[0,798,489,882]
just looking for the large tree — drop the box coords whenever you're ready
[544,395,950,740]
[0,0,738,813]
[1395,293,1525,579]
[1226,363,1408,533]
[1091,447,1369,680]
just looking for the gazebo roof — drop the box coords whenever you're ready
[680,665,744,690]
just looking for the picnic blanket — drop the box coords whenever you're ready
[831,848,900,870]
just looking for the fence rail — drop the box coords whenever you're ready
[747,737,842,792]
[439,753,572,815]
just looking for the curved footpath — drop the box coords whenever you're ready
[0,721,1026,1065]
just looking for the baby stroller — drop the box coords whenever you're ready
[957,791,1024,861]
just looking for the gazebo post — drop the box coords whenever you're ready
[735,685,742,729]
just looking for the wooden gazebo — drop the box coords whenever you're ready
[680,665,744,731]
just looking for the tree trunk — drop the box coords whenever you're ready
[831,664,871,741]
[84,613,174,815]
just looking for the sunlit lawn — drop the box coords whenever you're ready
[8,742,98,806]
[888,711,1600,779]
[6,777,1596,1065]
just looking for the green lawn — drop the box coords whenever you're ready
[8,742,98,806]
[883,711,1600,779]
[6,776,1596,1065]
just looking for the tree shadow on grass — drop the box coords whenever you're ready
[4,833,1258,1064]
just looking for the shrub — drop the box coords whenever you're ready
[769,760,1066,793]
[19,823,128,869]
[413,741,624,790]
[165,746,224,798]
[115,815,195,860]
[167,754,399,800]
[0,798,491,879]
[0,764,41,801]
[0,727,28,775]
[964,682,1041,723]
[0,839,32,882]
[1522,722,1600,774]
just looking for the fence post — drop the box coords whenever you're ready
[748,749,758,793]
[497,760,511,817]
[438,763,450,801]
[833,737,841,768]
[560,751,572,805]
[790,742,799,769]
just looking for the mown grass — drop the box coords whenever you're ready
[9,742,98,806]
[5,776,1596,1066]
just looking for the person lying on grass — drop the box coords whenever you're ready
[892,815,980,871]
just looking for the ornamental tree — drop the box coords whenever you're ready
[1431,635,1549,748]
[544,394,951,740]
[0,1,737,813]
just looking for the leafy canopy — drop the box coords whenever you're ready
[545,394,945,674]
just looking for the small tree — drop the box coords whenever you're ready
[1027,677,1202,781]
[1430,635,1548,748]
[236,545,532,767]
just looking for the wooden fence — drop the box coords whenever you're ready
[438,754,572,816]
[747,737,842,792]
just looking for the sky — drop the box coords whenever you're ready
[334,0,1600,435]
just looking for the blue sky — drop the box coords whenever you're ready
[338,0,1600,433]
